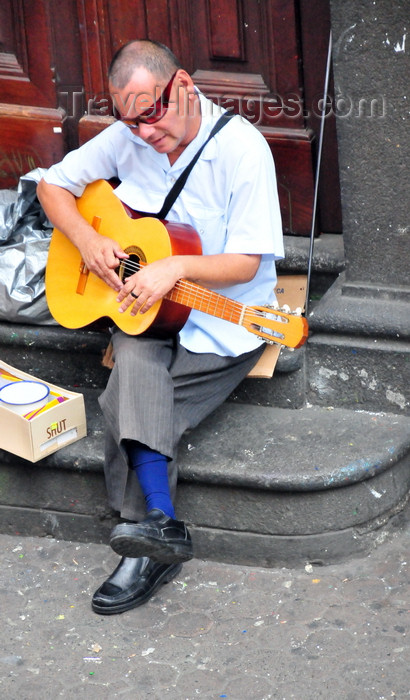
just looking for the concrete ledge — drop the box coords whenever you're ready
[2,392,409,492]
[280,233,345,274]
[307,333,410,415]
[0,391,409,566]
[0,505,116,544]
[2,442,409,540]
[308,273,410,339]
[0,496,407,568]
[190,495,409,567]
[178,403,410,491]
[0,321,111,390]
[176,455,410,536]
[0,321,307,410]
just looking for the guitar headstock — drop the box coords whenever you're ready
[241,305,308,349]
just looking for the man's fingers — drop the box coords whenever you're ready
[114,248,129,260]
[130,295,151,315]
[117,288,153,315]
[95,262,123,291]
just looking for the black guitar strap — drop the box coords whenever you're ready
[139,110,235,220]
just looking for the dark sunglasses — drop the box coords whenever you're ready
[113,71,177,128]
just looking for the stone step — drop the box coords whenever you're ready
[4,316,410,416]
[307,272,410,416]
[0,321,306,408]
[0,388,409,567]
[307,333,410,416]
[0,322,111,391]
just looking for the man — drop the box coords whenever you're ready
[37,39,284,614]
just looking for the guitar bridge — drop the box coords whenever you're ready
[76,260,89,295]
[76,214,101,295]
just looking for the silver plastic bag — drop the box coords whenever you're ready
[0,168,56,324]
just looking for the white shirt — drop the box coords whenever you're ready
[44,93,284,356]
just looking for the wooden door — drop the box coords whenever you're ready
[0,0,341,235]
[0,0,83,186]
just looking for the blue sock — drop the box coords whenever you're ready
[126,441,175,519]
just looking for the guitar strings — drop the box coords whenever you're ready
[118,260,291,344]
[117,260,291,341]
[119,259,280,323]
[120,259,248,318]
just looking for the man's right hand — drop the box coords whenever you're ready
[37,179,128,292]
[78,230,129,292]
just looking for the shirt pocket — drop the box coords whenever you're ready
[183,202,227,255]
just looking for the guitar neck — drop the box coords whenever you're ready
[166,279,244,326]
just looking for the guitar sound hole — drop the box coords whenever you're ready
[120,254,139,282]
[118,246,146,282]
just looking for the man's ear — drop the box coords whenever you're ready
[176,69,195,94]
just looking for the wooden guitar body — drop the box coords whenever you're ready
[46,180,202,336]
[46,180,308,349]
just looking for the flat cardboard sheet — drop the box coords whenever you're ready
[247,275,307,378]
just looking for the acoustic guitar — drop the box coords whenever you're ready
[45,180,308,348]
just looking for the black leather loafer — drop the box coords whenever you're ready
[109,509,193,564]
[91,556,182,615]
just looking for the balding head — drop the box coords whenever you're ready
[108,39,182,88]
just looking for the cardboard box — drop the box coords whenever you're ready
[247,274,307,378]
[0,360,86,462]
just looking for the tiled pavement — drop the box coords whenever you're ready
[1,505,409,700]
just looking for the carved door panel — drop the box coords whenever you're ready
[182,0,314,235]
[0,0,62,186]
[0,0,83,188]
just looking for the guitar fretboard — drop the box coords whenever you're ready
[167,280,245,325]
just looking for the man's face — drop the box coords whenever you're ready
[110,67,200,157]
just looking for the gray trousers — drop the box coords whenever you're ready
[98,329,264,521]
